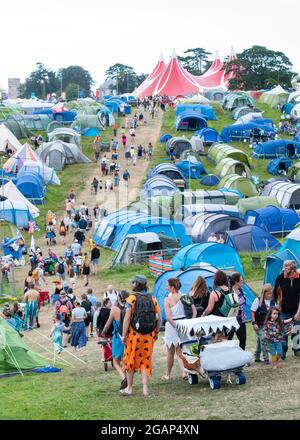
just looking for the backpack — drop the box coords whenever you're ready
[216,288,240,318]
[58,300,71,322]
[180,295,193,319]
[82,300,92,315]
[74,212,80,222]
[32,268,39,281]
[131,293,157,335]
[57,262,65,274]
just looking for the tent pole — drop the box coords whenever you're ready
[34,341,73,367]
[4,345,24,377]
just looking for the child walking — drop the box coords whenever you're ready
[250,283,276,364]
[50,315,65,354]
[263,307,294,368]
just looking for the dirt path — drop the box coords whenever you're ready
[15,109,164,361]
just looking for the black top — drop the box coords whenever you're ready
[91,248,100,260]
[191,292,210,317]
[274,273,300,314]
[211,288,228,317]
[97,308,113,337]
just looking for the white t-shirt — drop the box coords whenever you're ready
[251,298,276,312]
[103,290,118,306]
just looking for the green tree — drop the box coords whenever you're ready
[19,63,59,98]
[178,48,212,75]
[65,83,81,100]
[59,66,94,98]
[224,45,294,90]
[105,63,143,94]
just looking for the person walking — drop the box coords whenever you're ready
[82,253,91,286]
[123,169,130,186]
[120,275,161,397]
[70,301,87,351]
[163,278,196,381]
[91,245,100,275]
[273,260,300,358]
[102,290,130,390]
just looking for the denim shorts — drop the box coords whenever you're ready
[268,341,283,357]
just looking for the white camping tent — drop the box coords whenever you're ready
[0,124,22,153]
[1,180,39,218]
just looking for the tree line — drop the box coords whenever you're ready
[19,45,295,99]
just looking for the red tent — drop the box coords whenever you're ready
[201,51,223,77]
[134,55,165,98]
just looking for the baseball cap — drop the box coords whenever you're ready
[131,275,148,285]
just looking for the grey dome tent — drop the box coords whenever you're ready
[140,175,180,199]
[48,128,81,147]
[147,163,186,183]
[190,213,245,243]
[36,140,91,171]
[166,137,193,158]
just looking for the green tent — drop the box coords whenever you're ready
[0,318,47,376]
[127,199,171,219]
[208,143,252,167]
[223,92,255,111]
[237,196,280,215]
[218,174,258,197]
[288,161,300,182]
[215,157,252,179]
[259,86,289,109]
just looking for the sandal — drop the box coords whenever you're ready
[120,377,128,390]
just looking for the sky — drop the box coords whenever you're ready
[1,0,300,91]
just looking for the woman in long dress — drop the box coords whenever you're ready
[163,278,197,380]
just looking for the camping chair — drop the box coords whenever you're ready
[251,255,262,268]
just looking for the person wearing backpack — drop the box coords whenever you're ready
[81,293,93,338]
[163,278,197,381]
[59,220,67,245]
[102,290,130,390]
[120,275,161,397]
[55,257,68,281]
[202,270,240,318]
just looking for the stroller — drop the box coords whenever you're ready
[43,258,55,275]
[177,315,253,390]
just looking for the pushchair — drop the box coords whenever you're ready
[177,315,253,390]
[43,258,55,275]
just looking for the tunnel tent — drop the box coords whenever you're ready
[259,85,289,108]
[147,163,186,182]
[237,196,279,216]
[252,140,300,159]
[245,205,299,235]
[0,199,33,228]
[140,175,180,199]
[175,104,217,120]
[221,122,275,143]
[190,213,245,243]
[175,111,208,131]
[218,174,258,197]
[36,140,91,171]
[225,225,281,253]
[232,106,262,120]
[223,92,255,111]
[48,128,81,147]
[1,180,39,218]
[262,181,300,209]
[195,127,221,146]
[93,210,191,251]
[215,158,252,179]
[1,118,32,139]
[190,136,204,154]
[172,242,244,274]
[175,160,207,179]
[175,202,243,223]
[127,200,171,219]
[71,115,105,135]
[166,137,193,158]
[208,143,252,167]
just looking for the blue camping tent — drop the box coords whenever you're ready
[175,161,207,179]
[93,211,191,251]
[221,122,275,143]
[172,242,244,274]
[282,103,294,115]
[141,175,179,199]
[175,104,217,120]
[195,127,221,145]
[147,163,186,182]
[0,200,33,228]
[82,127,100,136]
[104,100,119,113]
[15,171,44,204]
[245,205,299,235]
[175,111,208,131]
[153,265,255,322]
[252,140,300,159]
[200,174,220,186]
[160,134,172,143]
[225,225,281,252]
[267,157,293,175]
